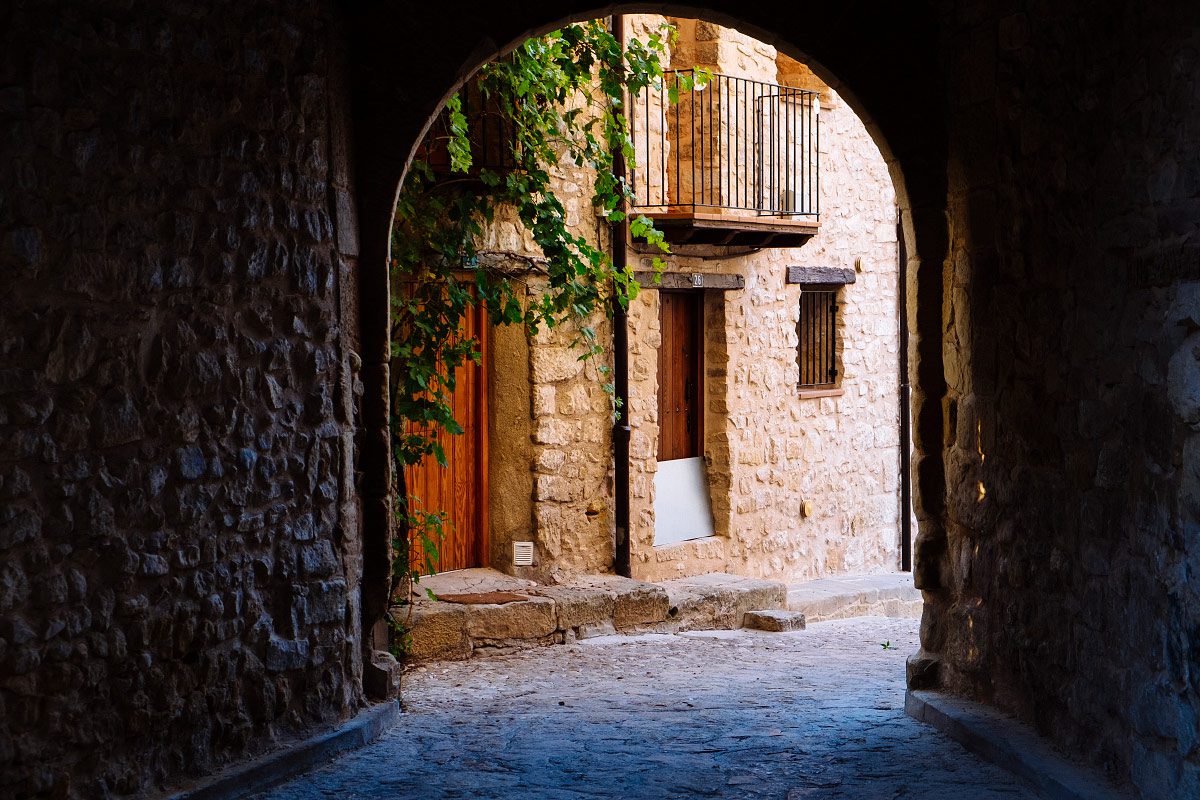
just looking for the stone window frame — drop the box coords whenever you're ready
[786,266,855,399]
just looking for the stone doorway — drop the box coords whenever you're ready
[654,289,716,546]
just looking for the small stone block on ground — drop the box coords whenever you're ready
[743,609,807,632]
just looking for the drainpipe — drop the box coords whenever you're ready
[898,208,912,572]
[612,13,632,578]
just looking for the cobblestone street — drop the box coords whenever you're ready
[257,618,1035,799]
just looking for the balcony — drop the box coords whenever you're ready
[630,70,820,247]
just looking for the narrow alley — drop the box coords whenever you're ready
[256,619,1034,799]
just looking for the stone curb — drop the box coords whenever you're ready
[905,690,1131,800]
[166,701,401,800]
[785,574,922,623]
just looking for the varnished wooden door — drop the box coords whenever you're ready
[404,304,488,574]
[658,291,703,461]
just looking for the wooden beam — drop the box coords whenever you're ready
[786,265,857,285]
[632,271,745,290]
[632,210,819,249]
[647,210,820,235]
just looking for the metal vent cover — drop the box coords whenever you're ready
[513,541,535,567]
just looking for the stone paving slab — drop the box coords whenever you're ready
[786,572,922,622]
[418,567,538,597]
[255,618,1039,800]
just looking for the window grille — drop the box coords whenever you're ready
[415,79,515,175]
[797,289,838,388]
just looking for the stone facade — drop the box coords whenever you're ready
[628,19,902,583]
[477,124,618,582]
[0,2,364,796]
[482,17,902,586]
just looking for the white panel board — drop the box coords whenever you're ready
[653,456,716,546]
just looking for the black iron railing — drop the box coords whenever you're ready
[630,70,819,219]
[797,289,838,387]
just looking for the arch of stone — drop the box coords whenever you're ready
[351,0,948,675]
[2,1,1198,798]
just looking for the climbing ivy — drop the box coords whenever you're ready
[388,20,704,625]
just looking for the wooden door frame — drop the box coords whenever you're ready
[473,312,489,570]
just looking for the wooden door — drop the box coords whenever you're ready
[658,291,703,461]
[404,304,489,574]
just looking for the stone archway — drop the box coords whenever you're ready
[344,1,950,663]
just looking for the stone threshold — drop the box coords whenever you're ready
[786,571,922,622]
[906,690,1131,800]
[395,569,795,662]
[165,701,400,800]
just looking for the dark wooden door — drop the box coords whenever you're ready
[658,291,703,461]
[404,304,489,573]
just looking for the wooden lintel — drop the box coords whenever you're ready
[632,271,745,290]
[786,265,857,285]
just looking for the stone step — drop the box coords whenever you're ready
[743,609,807,632]
[400,570,816,662]
[786,572,921,623]
[555,573,671,631]
[399,569,673,661]
[397,568,552,661]
[659,573,788,632]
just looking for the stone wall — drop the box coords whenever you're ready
[0,1,363,796]
[8,0,1200,796]
[625,19,902,584]
[476,133,616,580]
[912,1,1200,796]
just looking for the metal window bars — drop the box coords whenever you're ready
[414,79,516,175]
[797,290,838,388]
[629,69,820,219]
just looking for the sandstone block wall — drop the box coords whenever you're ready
[627,20,901,583]
[476,138,616,580]
[0,2,363,796]
[476,16,902,586]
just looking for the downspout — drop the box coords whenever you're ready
[611,13,632,578]
[898,208,912,572]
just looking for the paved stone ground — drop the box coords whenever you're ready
[256,618,1036,799]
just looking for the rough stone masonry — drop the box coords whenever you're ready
[4,1,1200,799]
[0,2,364,796]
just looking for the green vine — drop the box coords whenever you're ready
[386,20,704,654]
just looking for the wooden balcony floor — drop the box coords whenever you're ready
[638,210,819,247]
